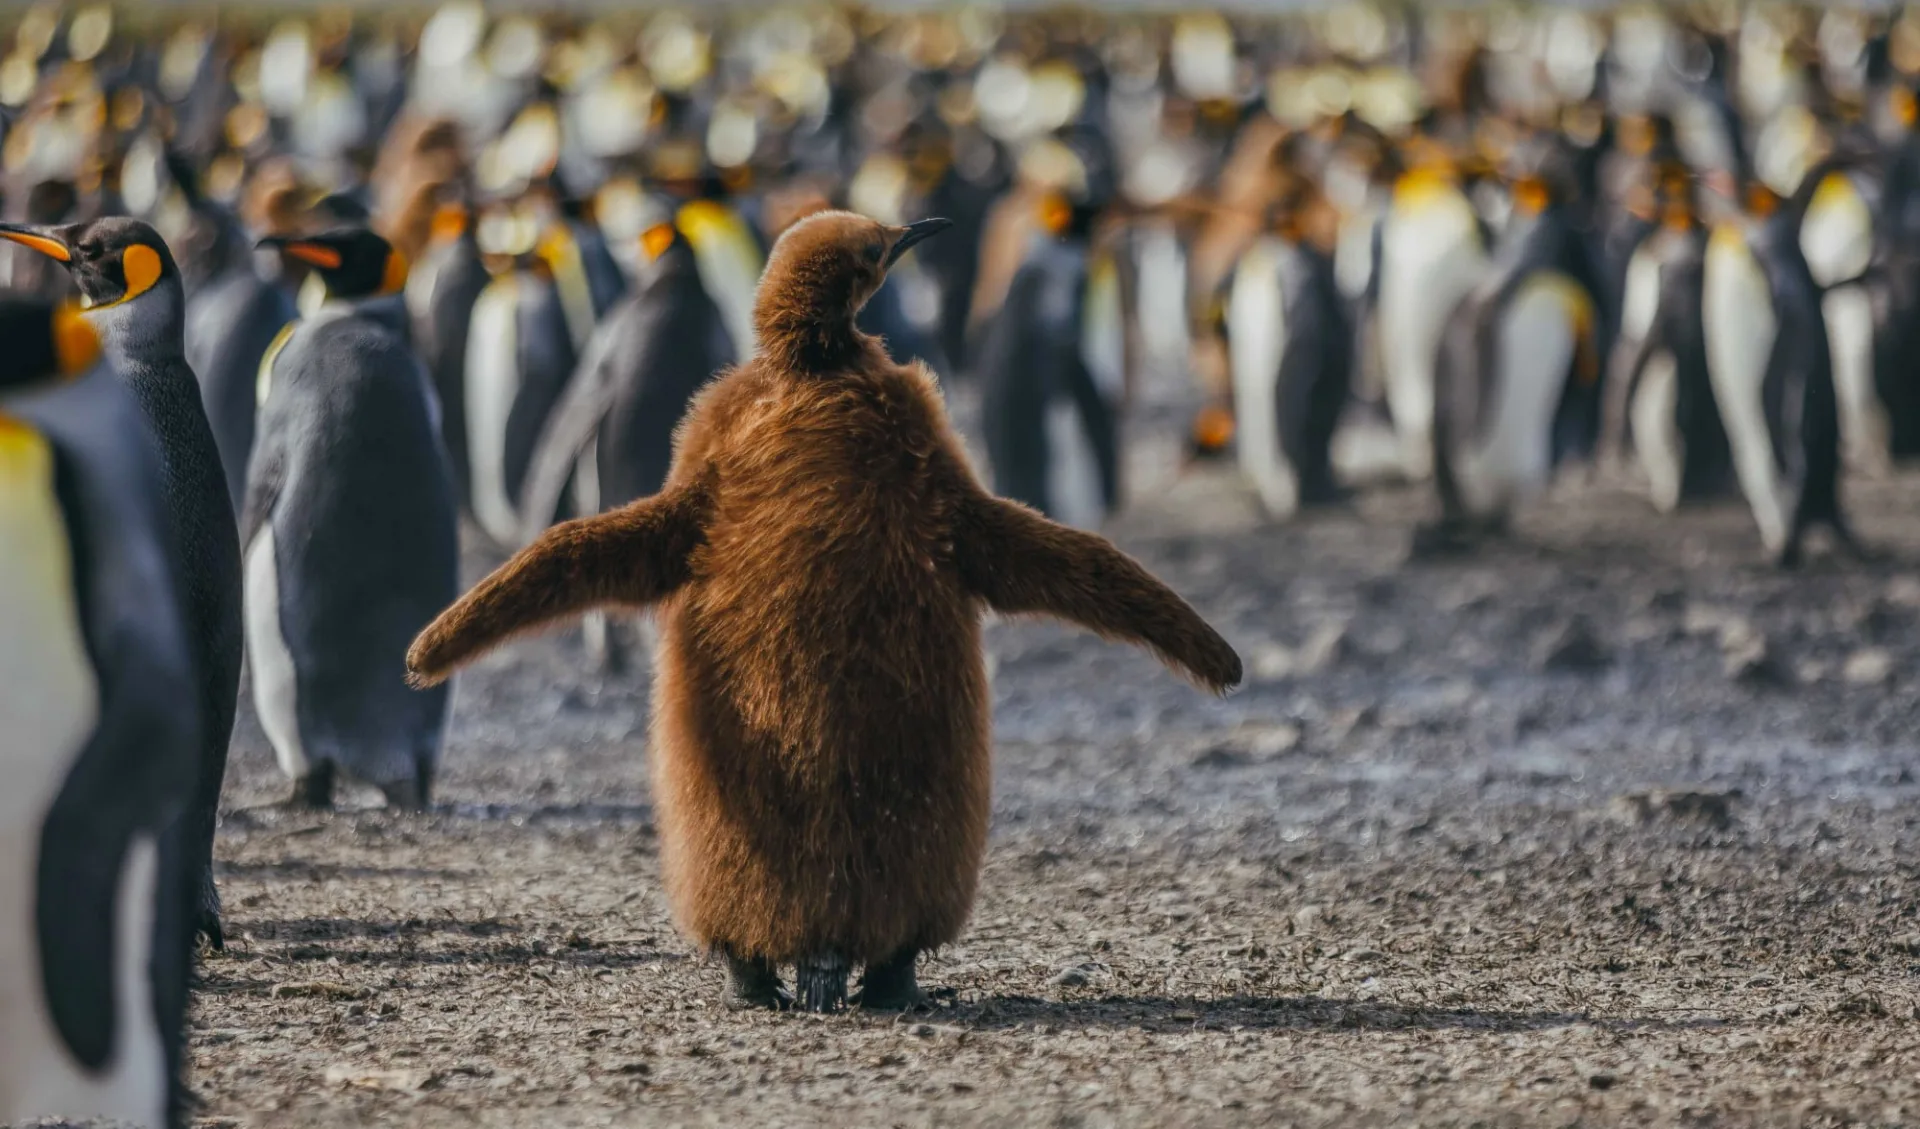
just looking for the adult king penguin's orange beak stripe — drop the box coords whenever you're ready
[886,217,952,266]
[0,223,71,262]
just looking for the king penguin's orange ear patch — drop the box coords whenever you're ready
[641,222,676,262]
[283,242,343,269]
[121,244,163,299]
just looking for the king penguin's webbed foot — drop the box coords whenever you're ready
[723,954,792,1010]
[377,766,432,812]
[853,948,927,1011]
[794,951,851,1013]
[289,762,335,810]
[194,867,225,951]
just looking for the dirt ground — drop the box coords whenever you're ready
[189,382,1920,1129]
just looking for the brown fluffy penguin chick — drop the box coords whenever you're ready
[406,210,1243,1012]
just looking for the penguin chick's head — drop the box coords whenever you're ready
[753,211,951,365]
[0,297,101,389]
[260,228,407,301]
[0,216,180,313]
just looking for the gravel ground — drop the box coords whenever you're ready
[189,389,1920,1128]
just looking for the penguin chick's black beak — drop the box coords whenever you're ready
[0,222,72,262]
[887,217,953,267]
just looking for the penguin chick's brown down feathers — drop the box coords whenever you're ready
[408,210,1241,990]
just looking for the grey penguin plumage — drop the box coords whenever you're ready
[0,217,243,947]
[184,256,298,513]
[0,300,201,1129]
[248,229,458,808]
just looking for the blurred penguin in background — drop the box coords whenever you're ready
[248,228,458,808]
[520,196,736,670]
[977,134,1127,529]
[1224,140,1353,520]
[0,216,243,946]
[0,300,200,1129]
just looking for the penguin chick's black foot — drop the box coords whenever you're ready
[724,955,793,1011]
[854,948,926,1011]
[195,868,225,951]
[290,762,335,810]
[795,951,851,1013]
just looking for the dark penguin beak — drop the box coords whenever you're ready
[0,222,72,262]
[887,217,953,266]
[257,235,344,270]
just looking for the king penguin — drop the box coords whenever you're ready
[1703,166,1858,565]
[1374,138,1491,480]
[976,170,1125,529]
[464,207,582,547]
[249,229,458,808]
[1426,165,1605,540]
[1224,188,1353,520]
[521,206,736,537]
[1604,168,1735,511]
[0,299,201,1129]
[406,198,492,509]
[0,217,243,946]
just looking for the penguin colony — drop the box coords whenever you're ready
[4,0,1920,1119]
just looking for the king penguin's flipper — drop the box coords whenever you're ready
[408,476,713,685]
[950,476,1242,694]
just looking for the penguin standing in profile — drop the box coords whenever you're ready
[0,217,243,946]
[522,206,735,534]
[1603,167,1734,511]
[406,211,1241,1014]
[248,229,457,808]
[0,301,200,1129]
[518,207,736,670]
[1703,166,1858,565]
[1374,138,1490,480]
[406,197,491,507]
[1425,163,1605,540]
[977,150,1124,529]
[1225,179,1352,520]
[464,207,582,547]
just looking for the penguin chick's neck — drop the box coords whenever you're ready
[751,259,882,375]
[84,275,187,369]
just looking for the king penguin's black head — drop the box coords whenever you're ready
[0,216,181,311]
[259,228,407,301]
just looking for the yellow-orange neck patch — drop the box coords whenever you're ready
[52,301,98,373]
[380,248,409,295]
[641,221,676,263]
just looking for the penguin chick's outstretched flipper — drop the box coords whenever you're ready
[949,486,1243,694]
[405,478,712,686]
